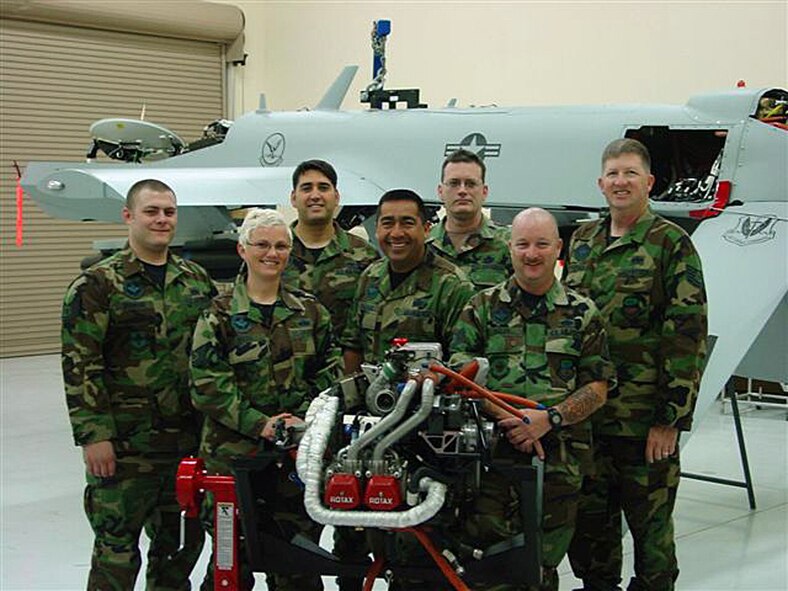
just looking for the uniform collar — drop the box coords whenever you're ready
[595,208,657,249]
[379,248,436,297]
[290,221,349,261]
[429,215,498,250]
[230,270,305,322]
[503,276,566,311]
[119,246,184,285]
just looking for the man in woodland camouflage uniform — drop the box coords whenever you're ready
[62,179,215,590]
[566,139,708,591]
[282,159,379,340]
[340,189,473,373]
[429,149,513,289]
[449,208,616,591]
[280,159,377,591]
[339,189,473,590]
[191,208,341,590]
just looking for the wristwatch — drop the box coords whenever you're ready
[546,407,563,431]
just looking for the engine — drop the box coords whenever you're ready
[297,341,500,529]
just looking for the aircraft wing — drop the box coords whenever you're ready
[22,162,385,238]
[690,201,788,427]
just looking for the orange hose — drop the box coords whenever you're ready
[400,526,471,591]
[461,388,542,408]
[444,359,480,394]
[362,554,386,591]
[430,363,542,416]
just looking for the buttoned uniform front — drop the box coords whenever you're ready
[428,215,513,289]
[338,249,472,590]
[190,277,341,590]
[565,208,708,591]
[281,222,377,591]
[62,247,216,591]
[282,221,379,340]
[449,278,616,591]
[339,249,474,361]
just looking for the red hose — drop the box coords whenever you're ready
[430,363,541,416]
[443,359,480,394]
[362,554,385,591]
[400,526,471,591]
[460,388,542,408]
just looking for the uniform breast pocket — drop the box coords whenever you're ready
[486,351,524,391]
[396,308,436,343]
[612,273,654,330]
[486,326,525,388]
[360,304,378,331]
[182,289,213,320]
[289,327,316,356]
[108,306,158,362]
[228,340,268,383]
[229,339,267,364]
[545,336,581,391]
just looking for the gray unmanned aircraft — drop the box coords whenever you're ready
[20,61,788,434]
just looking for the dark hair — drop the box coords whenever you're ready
[292,159,338,189]
[601,138,651,173]
[126,179,176,209]
[441,149,486,182]
[376,189,429,223]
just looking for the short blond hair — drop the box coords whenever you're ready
[238,208,292,245]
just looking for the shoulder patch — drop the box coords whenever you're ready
[573,243,592,262]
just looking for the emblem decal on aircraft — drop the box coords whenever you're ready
[444,133,502,160]
[722,214,779,246]
[260,132,286,166]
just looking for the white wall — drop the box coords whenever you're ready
[219,1,787,114]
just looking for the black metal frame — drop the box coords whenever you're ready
[681,378,756,510]
[232,453,544,587]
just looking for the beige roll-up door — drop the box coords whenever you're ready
[0,19,225,357]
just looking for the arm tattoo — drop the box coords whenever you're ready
[555,382,605,425]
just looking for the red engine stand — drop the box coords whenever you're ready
[176,457,240,591]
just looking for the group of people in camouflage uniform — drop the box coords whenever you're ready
[61,139,707,591]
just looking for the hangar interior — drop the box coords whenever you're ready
[0,1,785,590]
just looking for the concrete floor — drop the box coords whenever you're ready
[1,354,786,590]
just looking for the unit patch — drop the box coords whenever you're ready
[124,280,144,298]
[260,132,286,166]
[231,313,252,333]
[723,214,778,246]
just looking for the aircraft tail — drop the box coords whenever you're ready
[316,66,359,110]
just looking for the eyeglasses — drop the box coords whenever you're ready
[443,178,483,190]
[247,241,291,253]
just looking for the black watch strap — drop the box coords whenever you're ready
[547,407,563,430]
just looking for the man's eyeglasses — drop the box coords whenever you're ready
[443,178,483,190]
[247,241,291,253]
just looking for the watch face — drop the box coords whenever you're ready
[549,408,562,427]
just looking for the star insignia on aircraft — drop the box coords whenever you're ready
[445,132,502,160]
